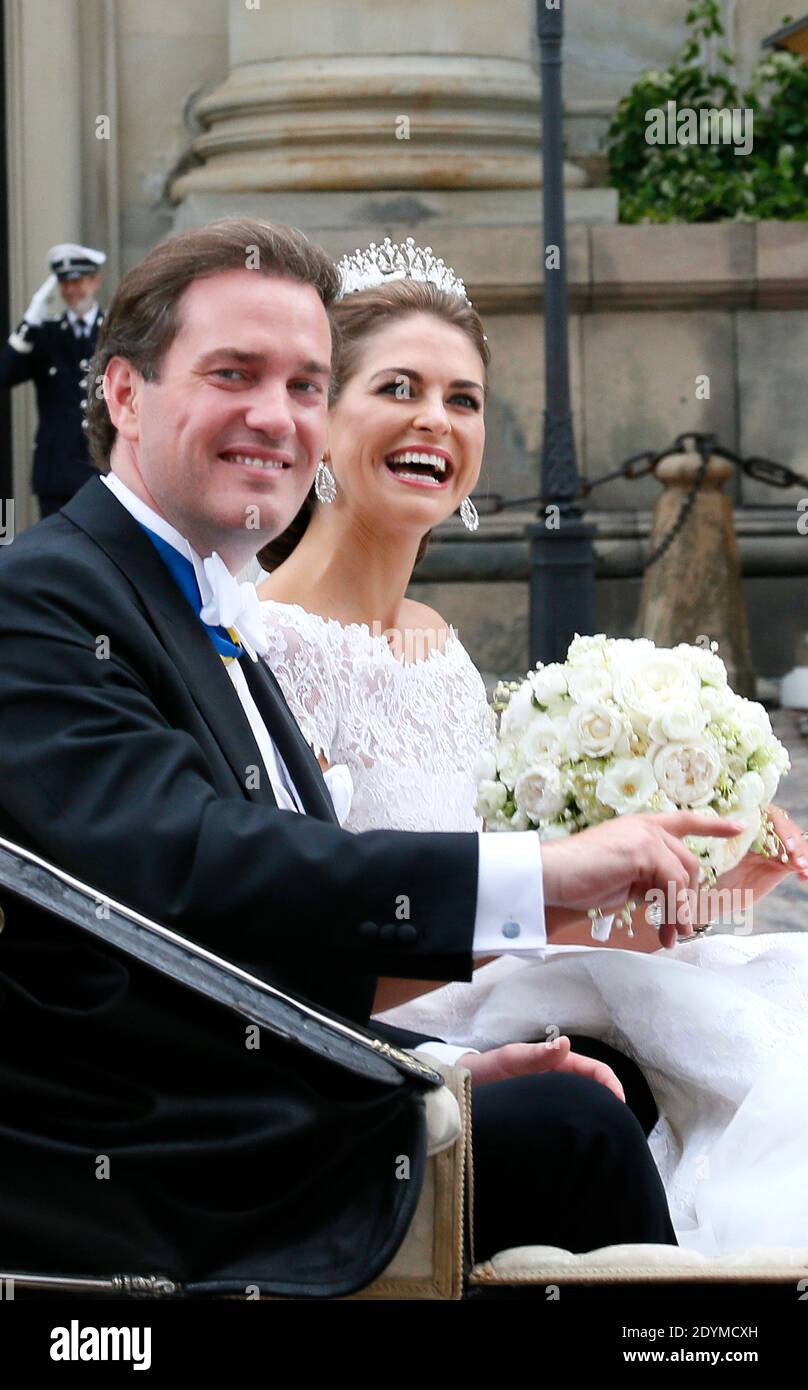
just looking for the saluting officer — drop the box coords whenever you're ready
[0,243,106,518]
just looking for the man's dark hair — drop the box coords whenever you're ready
[85,217,341,470]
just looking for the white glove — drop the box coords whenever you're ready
[23,273,58,327]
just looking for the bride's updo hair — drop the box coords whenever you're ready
[257,278,490,573]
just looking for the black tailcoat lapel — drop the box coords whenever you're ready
[62,477,335,821]
[240,657,338,824]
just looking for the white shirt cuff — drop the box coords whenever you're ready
[472,830,547,959]
[413,1042,479,1066]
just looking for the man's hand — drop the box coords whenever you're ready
[456,1037,625,1102]
[541,811,745,949]
[23,274,57,328]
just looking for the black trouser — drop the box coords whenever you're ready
[38,494,72,519]
[470,1035,676,1262]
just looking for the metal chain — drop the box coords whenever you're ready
[473,433,808,572]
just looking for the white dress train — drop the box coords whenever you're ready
[260,597,808,1255]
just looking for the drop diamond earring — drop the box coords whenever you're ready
[460,496,479,532]
[314,460,337,505]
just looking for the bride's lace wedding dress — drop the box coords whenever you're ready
[260,597,808,1255]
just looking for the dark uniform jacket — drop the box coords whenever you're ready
[0,477,478,1296]
[0,308,104,497]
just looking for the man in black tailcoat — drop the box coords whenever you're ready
[0,218,708,1298]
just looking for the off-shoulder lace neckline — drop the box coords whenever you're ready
[259,596,459,667]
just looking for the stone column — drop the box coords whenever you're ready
[5,0,84,529]
[167,0,615,678]
[171,0,589,203]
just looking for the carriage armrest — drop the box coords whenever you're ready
[469,1242,808,1287]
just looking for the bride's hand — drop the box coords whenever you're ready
[456,1038,626,1102]
[705,805,808,921]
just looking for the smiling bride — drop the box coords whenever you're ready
[254,237,808,1256]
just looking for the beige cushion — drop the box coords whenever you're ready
[417,1053,463,1156]
[470,1242,808,1286]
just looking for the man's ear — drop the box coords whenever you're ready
[103,355,143,444]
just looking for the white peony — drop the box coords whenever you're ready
[514,765,568,821]
[596,757,658,814]
[650,738,722,808]
[567,702,628,759]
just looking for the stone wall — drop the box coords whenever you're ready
[4,0,806,685]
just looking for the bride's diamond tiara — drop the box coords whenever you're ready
[335,236,472,306]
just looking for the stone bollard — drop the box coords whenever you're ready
[637,451,756,698]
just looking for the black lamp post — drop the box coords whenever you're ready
[529,0,596,665]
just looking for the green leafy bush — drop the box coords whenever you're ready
[603,1,808,222]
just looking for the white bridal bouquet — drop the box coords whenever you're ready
[477,635,790,915]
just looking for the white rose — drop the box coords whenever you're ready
[538,821,574,841]
[722,811,762,873]
[700,685,736,723]
[499,681,537,739]
[758,760,781,803]
[531,663,569,706]
[568,702,627,759]
[474,748,497,783]
[607,637,656,662]
[733,769,765,808]
[647,701,708,743]
[566,666,614,704]
[566,634,610,667]
[741,699,772,735]
[514,765,568,821]
[521,712,566,764]
[736,721,767,759]
[613,653,700,733]
[688,806,761,877]
[476,779,508,819]
[674,643,729,689]
[496,739,523,788]
[596,757,658,814]
[725,751,748,782]
[650,738,722,808]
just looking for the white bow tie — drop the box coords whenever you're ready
[193,551,269,661]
